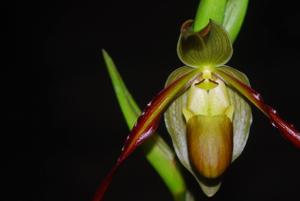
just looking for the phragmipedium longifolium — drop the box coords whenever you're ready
[92,1,300,201]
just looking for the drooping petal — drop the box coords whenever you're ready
[215,67,300,149]
[92,68,201,201]
[102,49,190,200]
[217,66,252,161]
[177,20,232,68]
[164,67,222,197]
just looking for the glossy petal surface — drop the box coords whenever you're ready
[103,49,189,201]
[93,68,201,201]
[216,67,300,148]
[187,115,233,179]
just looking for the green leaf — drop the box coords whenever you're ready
[102,49,140,127]
[101,50,195,201]
[194,0,249,43]
[193,0,227,32]
[223,0,249,42]
[177,20,232,68]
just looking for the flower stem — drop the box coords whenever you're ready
[194,0,249,42]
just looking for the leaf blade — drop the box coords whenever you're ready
[223,0,249,42]
[102,49,140,127]
[193,0,227,32]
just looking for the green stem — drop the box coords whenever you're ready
[193,0,227,32]
[194,0,249,42]
[102,50,189,201]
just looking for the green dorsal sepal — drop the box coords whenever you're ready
[177,20,233,68]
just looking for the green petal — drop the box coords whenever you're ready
[164,67,222,197]
[177,20,232,68]
[217,66,252,161]
[164,67,193,171]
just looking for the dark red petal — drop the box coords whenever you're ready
[92,69,201,201]
[215,69,300,149]
[266,105,300,148]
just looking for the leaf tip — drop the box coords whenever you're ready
[101,48,109,59]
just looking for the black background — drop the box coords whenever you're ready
[12,0,300,201]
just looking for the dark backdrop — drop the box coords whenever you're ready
[12,0,300,201]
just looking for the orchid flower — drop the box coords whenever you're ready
[93,19,300,201]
